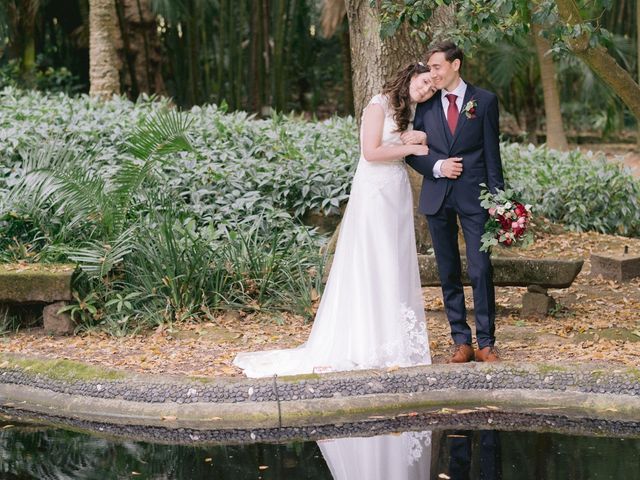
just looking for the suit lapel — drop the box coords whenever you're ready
[450,84,475,150]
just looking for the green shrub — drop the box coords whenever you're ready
[0,88,338,332]
[502,144,640,236]
[1,88,639,334]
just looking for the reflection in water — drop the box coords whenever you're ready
[318,431,432,480]
[445,430,502,480]
[1,421,639,479]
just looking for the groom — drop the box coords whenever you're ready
[406,41,504,363]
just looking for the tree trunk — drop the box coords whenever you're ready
[326,0,430,255]
[250,0,264,114]
[118,0,166,96]
[532,23,568,150]
[346,0,424,117]
[637,0,640,146]
[6,0,39,86]
[89,0,121,98]
[340,18,354,116]
[273,0,288,112]
[261,0,272,113]
[186,0,200,106]
[556,0,640,121]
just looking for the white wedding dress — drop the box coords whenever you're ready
[318,431,432,480]
[233,94,431,377]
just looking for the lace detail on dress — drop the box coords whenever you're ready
[372,303,430,368]
[353,160,408,196]
[401,303,430,361]
[405,431,433,466]
[354,93,411,195]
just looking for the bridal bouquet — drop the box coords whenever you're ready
[479,184,533,252]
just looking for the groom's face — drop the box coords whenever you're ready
[427,52,461,92]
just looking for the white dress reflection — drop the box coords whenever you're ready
[318,431,432,480]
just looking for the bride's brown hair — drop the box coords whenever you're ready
[381,62,430,132]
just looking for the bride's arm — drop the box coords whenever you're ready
[361,104,428,162]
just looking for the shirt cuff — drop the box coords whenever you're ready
[433,160,445,178]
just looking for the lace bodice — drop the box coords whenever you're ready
[360,94,415,161]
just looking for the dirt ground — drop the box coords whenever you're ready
[1,228,638,377]
[1,146,639,377]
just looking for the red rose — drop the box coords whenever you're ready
[515,203,527,217]
[502,237,513,246]
[498,215,511,230]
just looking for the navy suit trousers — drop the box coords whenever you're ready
[426,188,496,348]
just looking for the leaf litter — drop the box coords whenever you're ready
[1,229,639,375]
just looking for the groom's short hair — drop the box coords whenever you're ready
[426,41,464,66]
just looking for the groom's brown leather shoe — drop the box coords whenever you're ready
[475,346,501,362]
[449,344,475,363]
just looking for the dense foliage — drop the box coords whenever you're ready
[502,144,640,236]
[0,87,356,332]
[1,89,638,333]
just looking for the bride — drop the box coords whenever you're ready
[234,63,437,378]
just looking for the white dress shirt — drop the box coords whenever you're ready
[433,79,467,178]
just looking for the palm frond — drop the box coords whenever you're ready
[111,158,158,203]
[125,110,194,160]
[9,140,118,235]
[9,139,82,203]
[7,140,111,221]
[65,227,136,278]
[44,168,115,230]
[483,36,535,89]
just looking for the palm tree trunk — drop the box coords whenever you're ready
[89,0,121,98]
[556,0,640,121]
[532,23,568,150]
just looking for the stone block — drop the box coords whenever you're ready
[0,264,75,303]
[590,253,640,282]
[324,255,584,289]
[416,255,583,288]
[527,284,547,295]
[43,301,74,335]
[521,291,556,318]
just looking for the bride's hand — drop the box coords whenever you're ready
[401,131,427,145]
[412,144,429,156]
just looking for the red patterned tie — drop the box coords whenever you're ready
[446,93,459,134]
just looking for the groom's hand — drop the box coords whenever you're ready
[441,157,463,179]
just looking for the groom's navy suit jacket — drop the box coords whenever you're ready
[407,83,504,215]
[407,83,504,348]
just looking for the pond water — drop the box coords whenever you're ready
[1,421,639,479]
